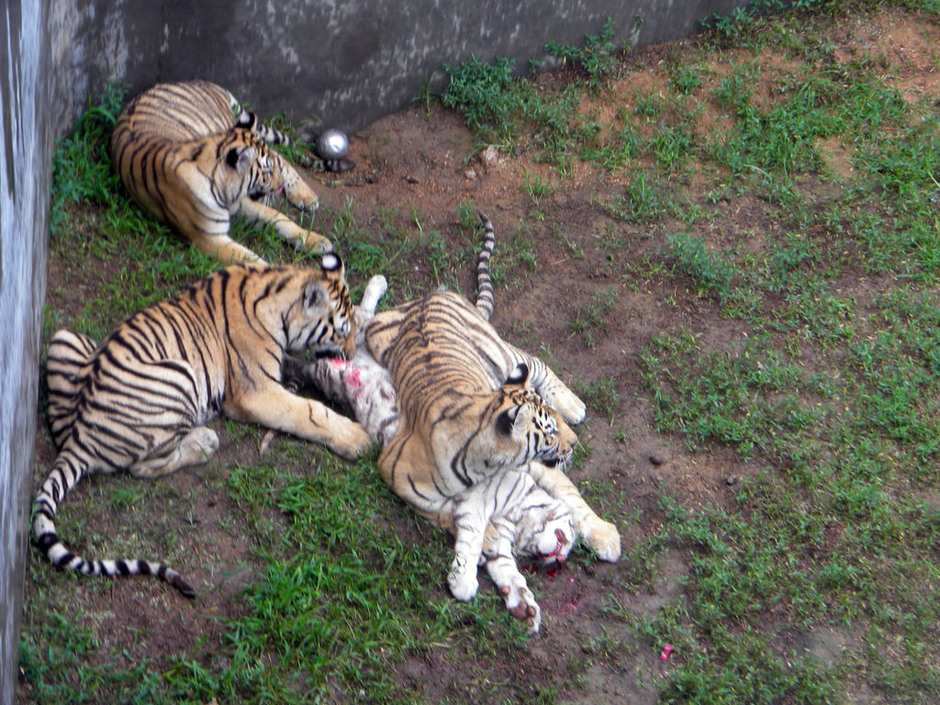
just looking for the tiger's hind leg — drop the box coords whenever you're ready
[527,461,621,562]
[46,329,98,448]
[129,427,220,479]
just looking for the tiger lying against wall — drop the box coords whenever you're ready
[35,255,370,596]
[111,79,330,265]
[284,215,621,631]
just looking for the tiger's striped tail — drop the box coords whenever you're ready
[475,213,496,321]
[32,453,196,597]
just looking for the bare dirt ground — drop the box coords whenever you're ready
[20,6,940,704]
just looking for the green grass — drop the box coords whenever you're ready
[436,2,937,702]
[160,454,463,703]
[545,18,623,90]
[569,285,619,348]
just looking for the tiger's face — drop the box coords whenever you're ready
[284,254,357,359]
[481,363,578,467]
[215,130,286,206]
[495,386,578,470]
[515,504,576,566]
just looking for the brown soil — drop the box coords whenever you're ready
[19,6,939,705]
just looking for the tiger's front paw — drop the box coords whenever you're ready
[448,555,479,601]
[300,231,333,254]
[558,395,587,425]
[583,517,621,562]
[285,177,319,211]
[330,421,372,461]
[502,581,542,633]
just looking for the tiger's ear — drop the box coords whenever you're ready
[303,281,326,309]
[225,145,257,173]
[319,252,344,277]
[496,403,534,436]
[503,362,530,388]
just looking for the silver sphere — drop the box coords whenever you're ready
[316,129,350,160]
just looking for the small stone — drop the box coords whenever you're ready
[481,144,499,166]
[649,451,669,466]
[464,168,477,180]
[726,475,739,486]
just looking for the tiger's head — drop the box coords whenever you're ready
[514,499,577,567]
[213,129,286,206]
[280,253,357,359]
[489,363,578,470]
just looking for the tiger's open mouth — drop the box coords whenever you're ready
[540,528,569,563]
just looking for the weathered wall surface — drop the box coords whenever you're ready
[0,2,52,704]
[51,0,748,136]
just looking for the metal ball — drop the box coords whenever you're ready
[316,129,349,160]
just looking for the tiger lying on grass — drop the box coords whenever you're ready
[110,79,330,265]
[284,216,620,631]
[35,255,369,596]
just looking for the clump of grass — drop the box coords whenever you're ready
[604,173,671,223]
[440,26,624,165]
[669,63,703,95]
[702,0,842,46]
[573,377,622,425]
[545,18,622,89]
[49,82,126,228]
[439,54,520,138]
[569,286,619,348]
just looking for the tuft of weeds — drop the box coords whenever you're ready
[545,18,622,90]
[439,54,520,139]
[568,285,619,348]
[572,377,622,425]
[604,173,672,223]
[702,0,843,48]
[440,27,624,167]
[49,82,126,230]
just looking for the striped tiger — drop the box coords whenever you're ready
[35,255,370,596]
[110,79,330,265]
[286,214,620,631]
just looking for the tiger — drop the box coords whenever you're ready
[35,254,371,596]
[284,214,620,631]
[110,79,330,265]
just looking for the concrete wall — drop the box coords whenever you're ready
[51,0,749,137]
[0,2,52,704]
